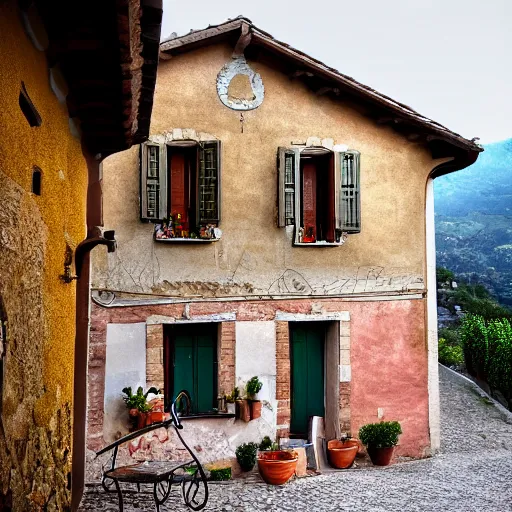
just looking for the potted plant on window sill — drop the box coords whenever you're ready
[122,386,161,431]
[358,421,402,466]
[246,376,263,420]
[257,437,298,485]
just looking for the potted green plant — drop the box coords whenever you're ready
[246,376,263,420]
[235,442,258,472]
[257,437,298,485]
[225,387,239,415]
[358,421,402,466]
[121,386,160,430]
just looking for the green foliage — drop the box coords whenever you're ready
[438,327,460,347]
[459,315,512,405]
[121,386,160,413]
[209,467,232,481]
[437,267,455,284]
[246,376,263,398]
[487,319,512,399]
[259,436,273,451]
[438,337,464,367]
[235,442,258,471]
[358,421,402,449]
[459,315,488,376]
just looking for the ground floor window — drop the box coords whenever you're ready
[164,323,218,414]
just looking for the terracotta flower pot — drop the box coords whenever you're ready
[148,411,165,425]
[367,446,395,466]
[327,440,358,469]
[236,399,251,422]
[257,451,298,485]
[137,412,148,430]
[250,400,262,420]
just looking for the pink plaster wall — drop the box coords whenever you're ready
[348,300,430,458]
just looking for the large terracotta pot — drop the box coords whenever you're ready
[327,440,358,469]
[367,446,395,466]
[250,400,262,420]
[257,451,298,485]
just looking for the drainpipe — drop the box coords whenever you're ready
[71,156,115,510]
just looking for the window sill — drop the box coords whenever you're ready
[154,237,220,244]
[293,241,344,247]
[178,412,235,420]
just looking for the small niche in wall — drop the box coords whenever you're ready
[32,167,42,195]
[19,81,42,127]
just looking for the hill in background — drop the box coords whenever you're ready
[435,139,512,306]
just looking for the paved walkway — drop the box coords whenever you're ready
[80,366,512,511]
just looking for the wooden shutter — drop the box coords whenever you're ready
[277,147,301,227]
[336,150,361,233]
[171,328,216,414]
[140,142,167,221]
[198,141,221,224]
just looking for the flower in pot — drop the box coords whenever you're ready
[246,376,263,420]
[121,386,160,430]
[358,421,402,466]
[257,437,298,485]
[327,434,359,469]
[235,442,258,472]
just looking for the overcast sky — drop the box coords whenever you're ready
[161,0,511,144]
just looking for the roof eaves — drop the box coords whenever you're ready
[160,17,482,154]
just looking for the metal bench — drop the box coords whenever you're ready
[95,390,208,511]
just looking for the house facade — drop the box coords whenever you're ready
[87,18,481,474]
[0,1,162,509]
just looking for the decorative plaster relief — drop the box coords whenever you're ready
[217,57,264,111]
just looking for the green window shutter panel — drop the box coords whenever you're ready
[173,335,195,412]
[196,334,216,414]
[172,328,216,414]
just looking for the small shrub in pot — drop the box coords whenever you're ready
[235,442,258,471]
[358,421,402,466]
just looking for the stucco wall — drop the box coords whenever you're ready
[92,42,438,297]
[0,3,88,509]
[87,295,430,481]
[104,323,147,443]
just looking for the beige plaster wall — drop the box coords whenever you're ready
[93,43,439,298]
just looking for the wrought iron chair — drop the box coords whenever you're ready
[95,390,208,512]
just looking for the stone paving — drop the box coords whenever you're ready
[80,366,512,511]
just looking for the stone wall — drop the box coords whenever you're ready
[0,4,90,507]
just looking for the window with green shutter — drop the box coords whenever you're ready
[277,146,361,244]
[165,324,217,414]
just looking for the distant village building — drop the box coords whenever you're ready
[87,17,482,474]
[0,1,162,509]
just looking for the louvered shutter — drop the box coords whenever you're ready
[140,142,167,221]
[337,150,361,233]
[277,147,301,227]
[198,141,221,224]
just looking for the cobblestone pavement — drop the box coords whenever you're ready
[80,366,512,511]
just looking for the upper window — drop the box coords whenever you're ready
[278,147,360,245]
[164,324,218,414]
[140,140,221,241]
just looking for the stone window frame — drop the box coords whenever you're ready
[146,321,236,409]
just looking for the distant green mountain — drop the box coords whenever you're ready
[435,139,512,306]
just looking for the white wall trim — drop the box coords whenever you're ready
[426,177,440,453]
[275,311,350,322]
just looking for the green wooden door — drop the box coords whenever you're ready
[290,323,325,437]
[172,326,216,413]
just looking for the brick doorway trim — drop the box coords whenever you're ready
[275,317,351,440]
